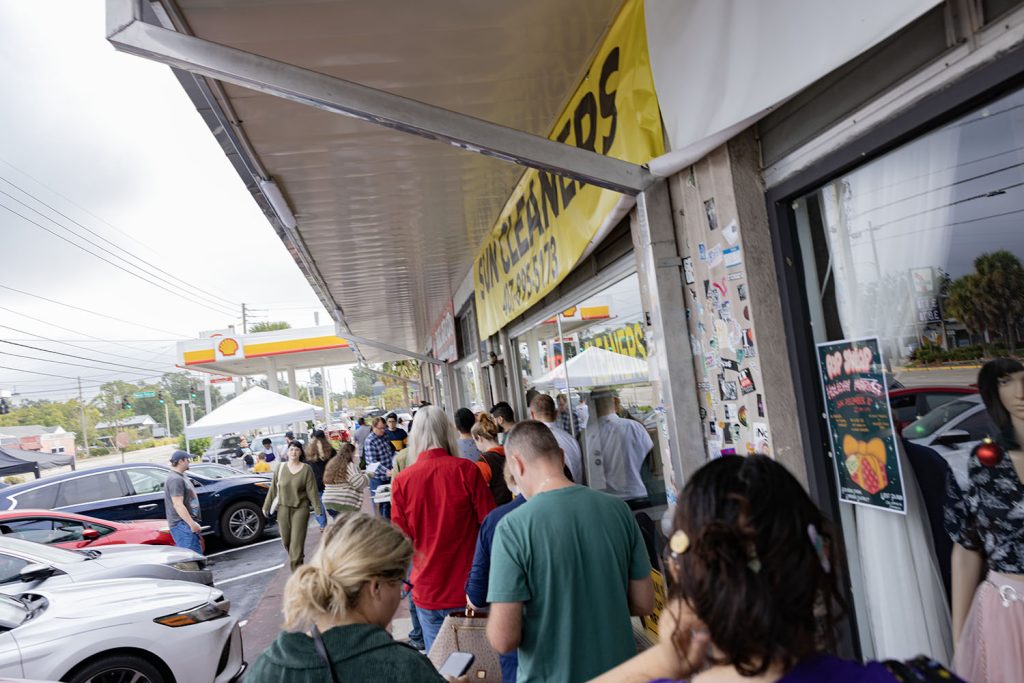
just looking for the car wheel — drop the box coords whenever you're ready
[221,500,264,546]
[67,654,166,683]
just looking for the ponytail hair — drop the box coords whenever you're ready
[282,513,412,630]
[471,412,501,442]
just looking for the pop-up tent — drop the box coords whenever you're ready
[530,346,651,390]
[185,386,325,439]
[0,446,74,472]
[0,449,39,479]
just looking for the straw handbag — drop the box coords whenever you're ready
[427,608,502,682]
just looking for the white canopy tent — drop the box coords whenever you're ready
[185,386,324,439]
[530,346,651,390]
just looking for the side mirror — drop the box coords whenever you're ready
[934,429,973,447]
[81,528,100,541]
[19,563,57,582]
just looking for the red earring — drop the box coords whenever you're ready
[975,438,1005,468]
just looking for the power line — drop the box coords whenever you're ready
[0,161,239,307]
[0,340,170,373]
[0,200,238,317]
[0,178,239,311]
[0,324,173,370]
[0,303,178,355]
[0,349,172,375]
[0,284,188,337]
[0,364,78,381]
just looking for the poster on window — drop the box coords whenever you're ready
[816,337,906,514]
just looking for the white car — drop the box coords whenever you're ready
[0,537,212,595]
[0,578,244,682]
[905,394,995,489]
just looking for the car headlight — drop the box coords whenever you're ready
[154,601,228,627]
[171,561,201,572]
[254,482,271,490]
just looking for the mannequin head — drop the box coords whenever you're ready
[978,357,1024,449]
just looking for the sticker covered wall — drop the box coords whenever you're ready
[472,0,664,339]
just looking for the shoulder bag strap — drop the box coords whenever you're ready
[311,625,340,683]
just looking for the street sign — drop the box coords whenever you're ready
[176,399,189,405]
[133,391,156,398]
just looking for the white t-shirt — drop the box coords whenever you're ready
[592,414,653,500]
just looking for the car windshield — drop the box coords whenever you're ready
[0,596,28,630]
[0,538,87,564]
[903,397,981,440]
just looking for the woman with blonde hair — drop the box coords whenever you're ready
[246,513,449,682]
[471,412,513,505]
[323,442,367,516]
[392,405,495,652]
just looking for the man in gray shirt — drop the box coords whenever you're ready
[165,450,202,554]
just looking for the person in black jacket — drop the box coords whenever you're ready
[308,429,335,531]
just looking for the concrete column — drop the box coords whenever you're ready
[266,358,280,393]
[632,180,704,501]
[287,367,302,436]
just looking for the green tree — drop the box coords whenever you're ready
[351,365,377,397]
[0,399,101,447]
[248,321,291,333]
[946,250,1024,352]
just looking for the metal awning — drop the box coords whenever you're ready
[114,0,629,355]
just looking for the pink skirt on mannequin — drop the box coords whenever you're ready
[954,571,1024,682]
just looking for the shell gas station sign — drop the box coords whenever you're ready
[178,326,352,376]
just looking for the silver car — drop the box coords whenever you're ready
[905,394,995,490]
[0,536,212,595]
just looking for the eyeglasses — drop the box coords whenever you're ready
[400,579,413,599]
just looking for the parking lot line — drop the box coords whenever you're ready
[218,563,285,585]
[207,537,279,557]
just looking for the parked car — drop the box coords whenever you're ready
[202,434,246,465]
[0,463,271,546]
[0,509,173,549]
[904,394,995,489]
[188,464,258,480]
[0,578,244,682]
[0,536,211,595]
[888,385,977,432]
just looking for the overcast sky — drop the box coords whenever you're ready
[0,0,351,404]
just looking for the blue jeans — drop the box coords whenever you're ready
[500,651,519,683]
[314,491,328,529]
[416,605,461,654]
[369,476,391,520]
[170,520,202,554]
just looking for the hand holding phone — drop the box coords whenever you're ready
[438,651,474,678]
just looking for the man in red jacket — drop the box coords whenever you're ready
[391,405,495,653]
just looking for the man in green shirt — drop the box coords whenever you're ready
[486,421,654,682]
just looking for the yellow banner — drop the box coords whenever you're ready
[473,0,663,339]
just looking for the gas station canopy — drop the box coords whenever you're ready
[176,325,400,377]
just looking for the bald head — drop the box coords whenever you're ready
[529,393,557,422]
[505,420,562,463]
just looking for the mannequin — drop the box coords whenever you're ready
[945,358,1024,682]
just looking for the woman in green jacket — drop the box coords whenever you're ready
[263,440,325,570]
[247,513,452,683]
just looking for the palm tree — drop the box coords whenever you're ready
[946,250,1024,352]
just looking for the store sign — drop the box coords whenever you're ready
[431,301,457,363]
[915,296,941,323]
[581,321,647,359]
[816,337,906,514]
[472,0,663,339]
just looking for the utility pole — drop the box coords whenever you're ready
[178,400,191,454]
[163,400,171,442]
[314,312,331,419]
[77,377,90,461]
[241,303,248,333]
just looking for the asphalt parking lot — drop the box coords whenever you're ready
[206,525,288,623]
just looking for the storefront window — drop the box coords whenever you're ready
[456,361,484,412]
[796,84,1024,468]
[513,274,666,508]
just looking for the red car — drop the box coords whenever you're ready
[889,386,978,432]
[0,509,173,549]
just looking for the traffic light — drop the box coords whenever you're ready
[121,396,132,410]
[0,399,8,415]
[190,383,197,400]
[158,391,165,404]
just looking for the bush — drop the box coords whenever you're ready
[178,435,211,454]
[3,476,25,486]
[122,437,179,453]
[86,446,111,456]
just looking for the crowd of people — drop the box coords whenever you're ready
[232,365,1024,683]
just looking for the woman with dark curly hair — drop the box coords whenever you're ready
[592,454,961,683]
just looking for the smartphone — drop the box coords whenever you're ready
[438,652,474,677]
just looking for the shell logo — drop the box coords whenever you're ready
[218,338,240,357]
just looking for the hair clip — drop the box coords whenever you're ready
[747,551,762,574]
[669,530,690,557]
[807,523,831,574]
